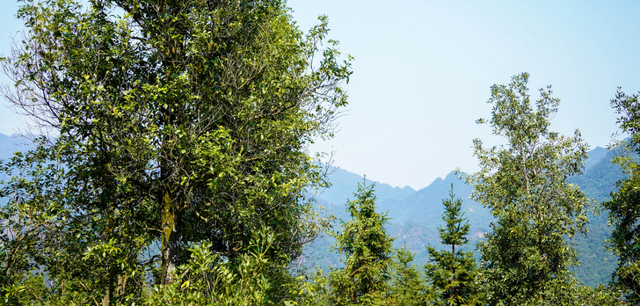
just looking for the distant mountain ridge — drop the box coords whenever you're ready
[0,133,33,161]
[318,167,416,205]
[310,146,623,287]
[584,146,610,171]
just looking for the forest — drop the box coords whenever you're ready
[1,0,640,305]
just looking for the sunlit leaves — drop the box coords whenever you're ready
[466,72,590,305]
[1,0,351,303]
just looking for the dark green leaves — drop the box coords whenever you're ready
[329,180,395,305]
[425,186,482,306]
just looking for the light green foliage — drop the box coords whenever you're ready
[0,0,351,304]
[0,145,54,304]
[0,139,133,305]
[466,72,590,305]
[328,180,395,305]
[389,246,427,306]
[425,186,482,306]
[141,227,295,306]
[604,88,640,303]
[574,285,625,306]
[293,267,332,306]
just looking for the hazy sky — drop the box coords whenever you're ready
[1,1,640,189]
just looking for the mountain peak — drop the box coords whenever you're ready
[584,146,610,171]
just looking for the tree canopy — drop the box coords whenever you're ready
[328,180,395,305]
[0,1,634,304]
[604,88,640,303]
[466,72,590,305]
[0,0,351,304]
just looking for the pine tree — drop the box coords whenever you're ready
[389,245,428,306]
[425,185,482,306]
[328,179,395,305]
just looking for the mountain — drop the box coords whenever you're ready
[315,167,416,220]
[584,146,610,171]
[307,146,625,287]
[384,171,489,232]
[0,133,33,161]
[570,148,626,287]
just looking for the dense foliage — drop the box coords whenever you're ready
[604,88,640,303]
[467,72,591,305]
[424,186,482,306]
[389,246,428,306]
[0,0,351,304]
[327,181,395,305]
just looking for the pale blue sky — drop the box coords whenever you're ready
[1,1,639,189]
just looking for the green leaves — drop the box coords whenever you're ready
[328,180,395,305]
[425,185,482,306]
[467,72,590,305]
[604,88,640,303]
[1,0,352,303]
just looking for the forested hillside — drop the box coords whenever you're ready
[306,146,624,287]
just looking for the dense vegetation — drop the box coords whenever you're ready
[0,0,638,305]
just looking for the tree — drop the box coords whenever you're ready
[424,185,482,306]
[389,245,427,306]
[466,72,590,305]
[0,0,351,303]
[604,88,640,303]
[328,180,395,305]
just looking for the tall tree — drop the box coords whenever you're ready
[0,0,351,303]
[466,72,590,305]
[604,88,640,303]
[328,180,395,305]
[424,185,482,306]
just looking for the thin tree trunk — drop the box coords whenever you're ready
[102,271,115,306]
[452,243,457,301]
[117,274,127,297]
[161,188,180,285]
[101,288,111,306]
[452,243,456,275]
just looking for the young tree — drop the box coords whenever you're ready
[389,245,427,306]
[424,185,482,306]
[0,0,351,303]
[328,180,395,305]
[466,72,590,305]
[604,88,640,303]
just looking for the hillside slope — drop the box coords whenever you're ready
[308,146,623,287]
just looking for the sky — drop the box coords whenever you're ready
[1,1,640,190]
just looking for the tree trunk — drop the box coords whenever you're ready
[101,272,127,305]
[116,274,127,298]
[161,188,180,285]
[452,243,456,275]
[452,243,457,300]
[102,271,115,306]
